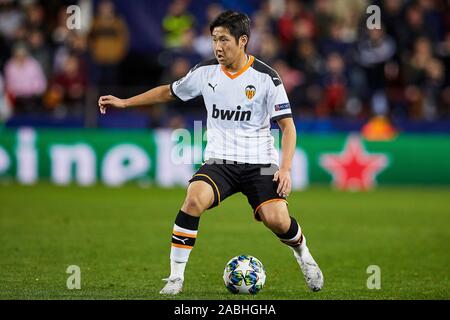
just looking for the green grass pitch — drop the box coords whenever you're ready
[0,184,449,300]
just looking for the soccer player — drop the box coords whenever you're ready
[98,11,323,295]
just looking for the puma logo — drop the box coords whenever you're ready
[208,83,217,92]
[172,235,189,244]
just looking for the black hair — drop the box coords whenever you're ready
[209,10,251,50]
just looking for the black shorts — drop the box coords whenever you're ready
[188,158,288,221]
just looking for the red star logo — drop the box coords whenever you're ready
[320,135,389,191]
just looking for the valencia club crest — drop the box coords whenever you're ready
[245,85,256,100]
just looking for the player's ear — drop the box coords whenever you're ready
[239,35,248,49]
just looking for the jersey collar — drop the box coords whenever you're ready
[221,55,254,80]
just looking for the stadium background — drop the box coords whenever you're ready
[0,0,449,300]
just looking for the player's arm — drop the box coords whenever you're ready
[274,117,297,197]
[98,84,175,114]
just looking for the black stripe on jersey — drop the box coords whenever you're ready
[271,113,293,123]
[169,83,183,102]
[170,58,218,101]
[190,58,219,72]
[251,58,282,87]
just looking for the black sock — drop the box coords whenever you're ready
[170,210,200,262]
[275,216,303,247]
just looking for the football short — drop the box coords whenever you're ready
[188,158,288,221]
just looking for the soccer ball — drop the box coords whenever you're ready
[223,254,266,294]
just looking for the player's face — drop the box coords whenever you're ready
[211,27,244,66]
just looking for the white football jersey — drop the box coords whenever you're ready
[170,55,292,165]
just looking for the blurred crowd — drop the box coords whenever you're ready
[0,0,128,122]
[0,0,449,128]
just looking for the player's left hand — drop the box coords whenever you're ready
[98,95,126,114]
[273,168,291,198]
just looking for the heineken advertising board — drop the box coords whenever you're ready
[0,128,449,190]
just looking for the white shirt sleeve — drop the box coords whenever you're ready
[170,64,203,102]
[267,78,292,122]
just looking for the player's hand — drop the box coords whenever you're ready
[98,95,126,114]
[273,168,291,198]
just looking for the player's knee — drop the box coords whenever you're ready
[260,209,290,234]
[182,196,207,216]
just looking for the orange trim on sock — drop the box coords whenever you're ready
[173,231,197,238]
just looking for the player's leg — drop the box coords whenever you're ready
[257,201,324,292]
[160,181,214,295]
[161,159,239,295]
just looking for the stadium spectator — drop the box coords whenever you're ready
[27,28,51,78]
[253,0,280,34]
[247,10,273,55]
[0,33,9,71]
[318,20,352,59]
[277,0,301,50]
[158,26,202,86]
[403,36,436,119]
[157,55,205,127]
[23,2,46,34]
[400,3,434,51]
[357,27,396,116]
[403,37,434,87]
[88,0,129,91]
[291,5,316,41]
[422,59,445,120]
[0,0,24,43]
[162,0,195,49]
[437,31,450,117]
[330,0,363,44]
[156,56,190,124]
[258,32,282,65]
[313,0,333,40]
[384,61,407,120]
[277,0,317,53]
[205,1,224,24]
[45,55,87,118]
[193,25,215,59]
[437,32,450,83]
[54,31,89,77]
[4,43,47,114]
[193,3,223,59]
[418,0,444,43]
[290,39,323,80]
[381,0,406,47]
[52,5,73,47]
[317,52,348,118]
[171,28,203,67]
[0,71,12,121]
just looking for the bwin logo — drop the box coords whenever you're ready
[212,104,251,121]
